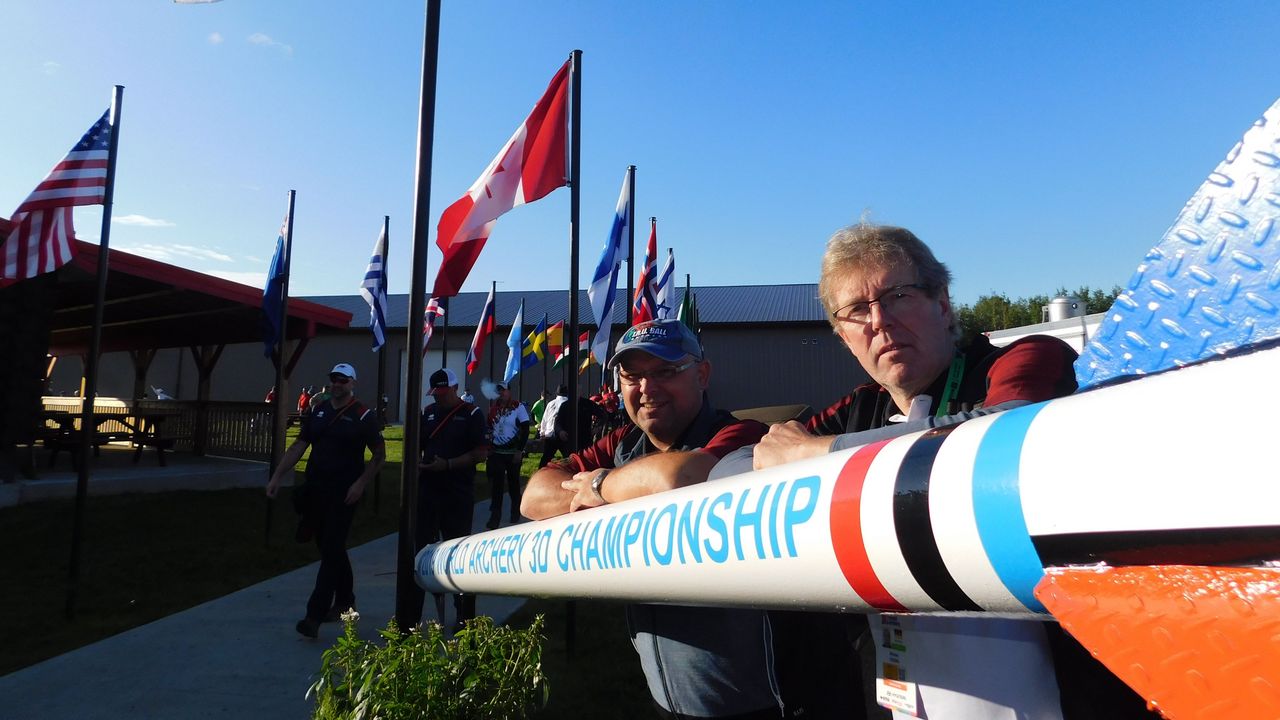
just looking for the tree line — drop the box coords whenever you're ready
[954,285,1123,336]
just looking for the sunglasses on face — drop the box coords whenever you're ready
[617,359,697,387]
[329,375,352,384]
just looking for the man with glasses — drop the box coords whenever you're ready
[739,224,1147,719]
[522,319,789,719]
[267,362,385,640]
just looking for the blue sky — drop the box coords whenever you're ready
[4,1,1279,306]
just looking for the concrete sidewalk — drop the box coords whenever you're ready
[0,503,529,720]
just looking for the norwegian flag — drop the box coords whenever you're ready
[631,219,659,324]
[431,61,569,297]
[3,111,112,280]
[422,297,445,357]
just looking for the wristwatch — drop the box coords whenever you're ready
[589,468,610,503]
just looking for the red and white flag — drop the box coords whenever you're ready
[431,61,570,297]
[3,111,112,280]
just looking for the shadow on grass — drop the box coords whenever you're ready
[0,472,401,676]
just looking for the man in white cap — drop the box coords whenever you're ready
[404,368,487,631]
[267,362,384,639]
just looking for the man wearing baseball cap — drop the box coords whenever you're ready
[267,362,384,639]
[405,367,486,631]
[521,320,784,719]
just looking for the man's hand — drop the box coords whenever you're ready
[344,481,366,505]
[265,473,281,498]
[420,457,448,473]
[754,421,834,470]
[562,470,606,512]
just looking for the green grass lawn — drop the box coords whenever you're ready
[1,425,652,716]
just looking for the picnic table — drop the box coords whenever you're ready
[39,405,179,469]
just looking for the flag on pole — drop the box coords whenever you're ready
[654,248,675,319]
[432,62,570,297]
[261,209,290,357]
[587,170,630,367]
[503,299,525,384]
[359,220,390,350]
[546,320,565,360]
[3,110,112,280]
[520,315,548,370]
[422,297,445,356]
[632,219,658,324]
[466,285,496,374]
[554,330,590,370]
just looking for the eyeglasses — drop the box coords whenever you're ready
[329,375,352,384]
[617,359,697,387]
[832,283,933,325]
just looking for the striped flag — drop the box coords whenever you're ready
[466,286,496,374]
[359,220,390,350]
[546,320,565,360]
[588,169,630,367]
[422,297,444,356]
[654,248,675,319]
[432,62,570,297]
[632,219,658,324]
[3,110,112,280]
[553,330,590,370]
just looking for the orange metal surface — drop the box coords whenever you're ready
[1036,565,1280,720]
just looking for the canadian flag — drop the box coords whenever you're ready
[432,61,570,297]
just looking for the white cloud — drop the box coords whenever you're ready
[114,243,234,264]
[42,61,60,75]
[248,32,292,56]
[207,270,267,288]
[208,32,223,45]
[114,214,176,228]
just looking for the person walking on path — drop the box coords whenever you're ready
[267,362,384,640]
[485,382,529,530]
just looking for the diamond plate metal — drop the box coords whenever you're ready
[1036,566,1280,720]
[1077,99,1280,388]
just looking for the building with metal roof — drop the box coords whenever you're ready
[60,283,870,424]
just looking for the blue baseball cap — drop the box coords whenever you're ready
[608,319,703,368]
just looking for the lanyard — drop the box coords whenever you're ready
[934,354,966,419]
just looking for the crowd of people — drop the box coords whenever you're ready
[266,223,1151,719]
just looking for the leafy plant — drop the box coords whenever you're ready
[309,613,549,720]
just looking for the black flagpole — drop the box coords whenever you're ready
[396,0,440,631]
[565,49,583,658]
[375,214,389,512]
[66,85,124,619]
[625,165,635,329]
[440,296,450,369]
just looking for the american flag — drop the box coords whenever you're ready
[422,297,445,357]
[3,110,112,280]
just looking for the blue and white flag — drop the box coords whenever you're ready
[587,170,631,366]
[359,220,390,350]
[503,299,525,385]
[260,209,289,358]
[654,248,676,320]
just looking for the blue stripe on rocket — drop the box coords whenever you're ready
[972,403,1049,612]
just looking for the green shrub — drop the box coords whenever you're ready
[309,613,549,720]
